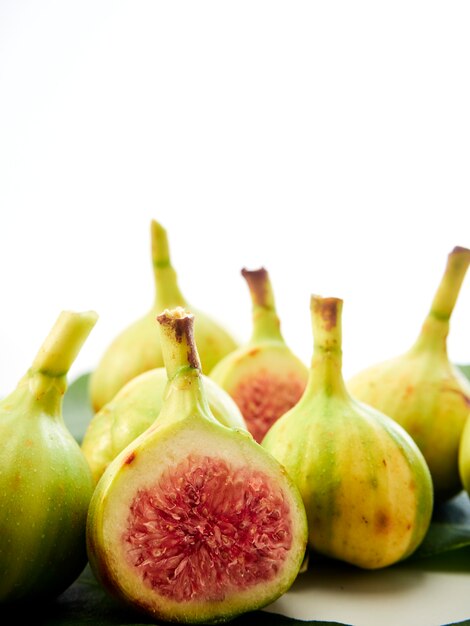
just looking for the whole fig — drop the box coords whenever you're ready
[0,310,97,602]
[262,295,433,569]
[89,220,238,412]
[348,246,470,500]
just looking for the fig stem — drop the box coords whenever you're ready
[155,307,219,429]
[412,246,470,354]
[429,246,470,321]
[241,268,284,343]
[157,307,202,379]
[151,220,186,309]
[31,310,98,378]
[305,295,349,399]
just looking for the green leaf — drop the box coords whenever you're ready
[410,491,470,559]
[63,373,93,444]
[457,364,470,381]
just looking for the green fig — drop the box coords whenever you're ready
[0,310,98,602]
[89,220,238,412]
[262,295,433,569]
[210,268,308,443]
[348,246,470,501]
[87,308,307,624]
[82,366,247,483]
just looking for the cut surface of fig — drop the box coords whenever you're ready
[89,425,307,623]
[210,268,308,443]
[87,307,307,623]
[230,364,306,444]
[124,453,292,602]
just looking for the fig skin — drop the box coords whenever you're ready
[210,268,308,443]
[348,246,470,501]
[87,308,308,624]
[0,310,97,602]
[89,220,238,413]
[262,295,434,570]
[457,402,470,496]
[81,366,247,483]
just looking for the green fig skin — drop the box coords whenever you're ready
[348,246,470,501]
[87,308,308,624]
[81,366,247,483]
[89,220,238,413]
[262,296,434,570]
[457,403,470,496]
[210,268,308,443]
[0,311,97,602]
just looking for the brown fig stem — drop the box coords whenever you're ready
[305,295,349,399]
[151,220,186,309]
[157,307,202,380]
[412,246,470,354]
[242,268,283,343]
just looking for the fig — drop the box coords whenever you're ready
[89,220,238,412]
[262,295,433,569]
[87,308,307,624]
[348,246,470,501]
[82,367,247,483]
[0,310,98,602]
[210,268,308,443]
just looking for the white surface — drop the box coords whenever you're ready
[0,3,469,394]
[267,550,470,626]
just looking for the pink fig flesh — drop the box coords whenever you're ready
[124,454,293,603]
[231,370,306,443]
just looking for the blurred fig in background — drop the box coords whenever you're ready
[89,219,238,412]
[348,246,470,501]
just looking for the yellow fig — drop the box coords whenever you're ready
[348,246,470,501]
[262,295,433,569]
[89,220,238,412]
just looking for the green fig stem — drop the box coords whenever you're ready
[304,295,349,399]
[151,220,186,309]
[412,246,470,354]
[157,307,202,380]
[27,310,98,415]
[31,310,98,377]
[242,268,284,343]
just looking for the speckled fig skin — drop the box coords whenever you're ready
[210,268,308,443]
[0,310,97,602]
[89,220,238,412]
[81,366,247,483]
[348,246,470,501]
[262,296,433,570]
[87,308,307,624]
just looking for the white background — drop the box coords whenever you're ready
[0,1,469,396]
